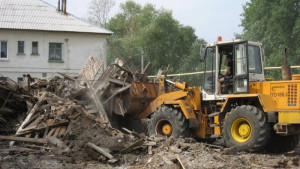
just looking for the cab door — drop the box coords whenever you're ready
[233,41,249,94]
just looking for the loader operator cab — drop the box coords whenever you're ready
[200,39,264,101]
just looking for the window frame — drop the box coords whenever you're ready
[31,41,39,55]
[18,41,25,54]
[48,43,63,62]
[0,41,8,60]
[248,45,262,74]
[203,47,216,94]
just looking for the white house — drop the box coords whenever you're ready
[0,0,112,82]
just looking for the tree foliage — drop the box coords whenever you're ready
[106,1,205,82]
[239,0,300,79]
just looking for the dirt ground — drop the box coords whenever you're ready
[1,137,300,169]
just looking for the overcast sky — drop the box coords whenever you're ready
[44,0,249,42]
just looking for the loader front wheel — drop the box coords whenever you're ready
[148,106,188,138]
[223,105,270,152]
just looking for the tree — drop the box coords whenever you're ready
[88,0,115,28]
[106,1,205,81]
[239,0,300,79]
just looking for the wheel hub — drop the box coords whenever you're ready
[238,123,251,137]
[231,118,252,142]
[156,120,173,136]
[162,124,172,136]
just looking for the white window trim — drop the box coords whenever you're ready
[0,40,8,61]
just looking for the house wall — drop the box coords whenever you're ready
[0,29,108,81]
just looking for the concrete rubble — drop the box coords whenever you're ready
[0,56,300,169]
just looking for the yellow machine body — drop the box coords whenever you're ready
[249,80,300,111]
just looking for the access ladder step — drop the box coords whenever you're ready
[209,123,220,128]
[208,112,220,118]
[210,135,220,138]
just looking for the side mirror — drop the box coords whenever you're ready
[200,46,206,62]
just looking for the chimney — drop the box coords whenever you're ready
[63,0,67,15]
[57,0,60,11]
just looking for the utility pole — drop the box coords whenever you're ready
[141,49,144,73]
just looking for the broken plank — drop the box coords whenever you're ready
[22,113,40,129]
[161,156,174,165]
[47,128,56,138]
[108,78,130,86]
[122,127,141,138]
[58,126,67,138]
[17,121,69,136]
[14,92,47,136]
[79,57,103,81]
[143,141,156,146]
[53,127,61,137]
[119,138,144,154]
[142,62,152,74]
[0,147,40,153]
[148,146,152,155]
[176,155,186,169]
[57,72,75,82]
[0,135,47,144]
[106,38,131,72]
[83,77,111,127]
[103,85,131,104]
[43,126,49,138]
[87,142,113,159]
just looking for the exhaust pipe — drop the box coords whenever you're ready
[281,48,291,80]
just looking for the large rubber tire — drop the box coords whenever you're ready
[265,133,299,153]
[222,105,270,152]
[148,106,188,138]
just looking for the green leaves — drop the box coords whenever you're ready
[107,1,205,77]
[240,0,300,79]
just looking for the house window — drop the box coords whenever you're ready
[49,43,62,61]
[0,41,8,59]
[18,41,25,54]
[32,41,38,54]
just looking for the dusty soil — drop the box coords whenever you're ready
[1,136,300,169]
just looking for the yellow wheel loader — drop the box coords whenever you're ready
[137,39,300,153]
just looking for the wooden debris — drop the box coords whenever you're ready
[161,156,174,165]
[119,138,144,154]
[148,145,153,155]
[122,127,141,138]
[176,155,186,169]
[142,62,152,74]
[79,56,104,81]
[0,135,47,144]
[87,142,114,159]
[83,77,111,127]
[143,141,156,146]
[10,92,47,146]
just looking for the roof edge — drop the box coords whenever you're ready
[39,0,113,35]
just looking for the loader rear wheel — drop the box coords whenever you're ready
[265,133,299,153]
[148,106,188,138]
[223,105,270,152]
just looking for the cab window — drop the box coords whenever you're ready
[248,45,262,74]
[203,47,216,94]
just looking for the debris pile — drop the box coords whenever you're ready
[0,75,30,135]
[0,56,154,166]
